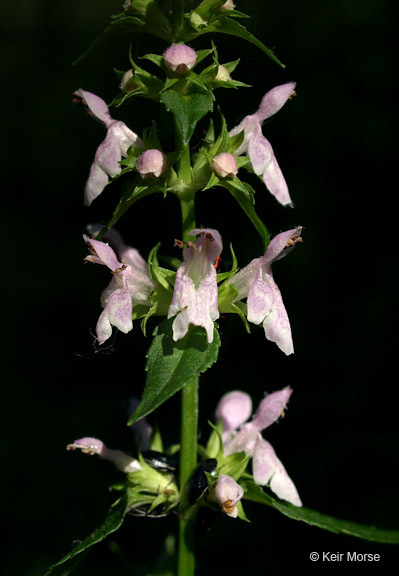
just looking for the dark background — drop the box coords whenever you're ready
[2,1,398,574]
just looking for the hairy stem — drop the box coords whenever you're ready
[177,377,199,576]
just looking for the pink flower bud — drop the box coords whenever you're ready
[214,475,244,518]
[163,44,197,75]
[212,152,238,178]
[137,149,168,178]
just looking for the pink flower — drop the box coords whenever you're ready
[167,229,222,343]
[216,388,302,507]
[74,89,143,205]
[67,437,142,473]
[84,230,154,344]
[229,83,296,206]
[230,227,302,355]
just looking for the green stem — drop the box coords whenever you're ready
[180,194,196,241]
[178,377,199,576]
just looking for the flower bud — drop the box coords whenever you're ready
[213,474,244,518]
[212,152,238,178]
[221,0,235,10]
[120,69,138,93]
[214,65,232,82]
[137,149,168,178]
[163,44,196,75]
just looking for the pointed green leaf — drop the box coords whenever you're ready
[161,89,214,143]
[220,180,270,250]
[129,318,220,424]
[45,494,129,575]
[73,16,172,66]
[240,479,399,544]
[194,18,285,68]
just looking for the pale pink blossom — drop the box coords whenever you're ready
[229,83,296,206]
[216,388,302,507]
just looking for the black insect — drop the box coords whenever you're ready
[142,450,178,473]
[187,458,218,505]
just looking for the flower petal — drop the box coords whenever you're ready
[247,128,291,206]
[261,273,294,355]
[75,89,114,127]
[215,390,253,438]
[168,264,218,343]
[214,474,244,518]
[245,267,294,355]
[253,437,302,506]
[84,235,122,270]
[254,82,296,123]
[96,288,133,344]
[260,227,302,267]
[250,387,292,432]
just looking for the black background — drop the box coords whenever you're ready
[2,1,398,574]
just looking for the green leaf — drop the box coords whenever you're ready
[129,318,220,424]
[195,17,285,68]
[161,89,214,143]
[240,479,399,544]
[73,16,172,66]
[45,494,129,575]
[220,180,270,250]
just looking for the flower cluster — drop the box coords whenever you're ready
[216,387,302,506]
[84,226,301,354]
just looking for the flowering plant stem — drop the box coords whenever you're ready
[178,376,199,576]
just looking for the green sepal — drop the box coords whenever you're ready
[205,419,224,459]
[240,478,399,544]
[128,318,220,424]
[202,170,220,191]
[110,62,164,107]
[148,244,175,289]
[236,499,251,522]
[216,243,238,284]
[44,494,130,575]
[228,129,245,154]
[219,450,250,481]
[149,422,164,452]
[217,278,250,333]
